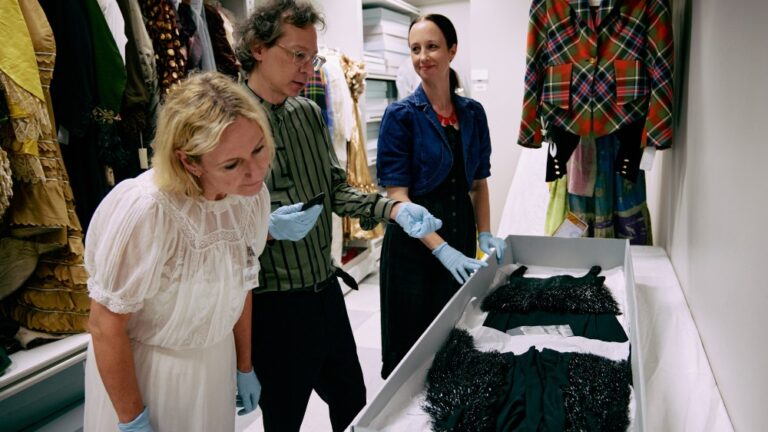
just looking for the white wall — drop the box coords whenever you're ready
[313,0,364,59]
[652,0,768,429]
[469,0,530,233]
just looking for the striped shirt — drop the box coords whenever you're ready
[248,88,396,293]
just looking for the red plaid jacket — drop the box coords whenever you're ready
[518,0,673,149]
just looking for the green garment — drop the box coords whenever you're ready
[247,88,397,292]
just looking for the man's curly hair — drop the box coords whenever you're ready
[235,0,326,73]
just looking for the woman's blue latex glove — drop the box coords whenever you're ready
[268,203,323,241]
[394,202,442,238]
[118,406,154,432]
[432,242,488,284]
[236,368,261,416]
[478,232,506,264]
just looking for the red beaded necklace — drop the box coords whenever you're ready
[436,110,458,127]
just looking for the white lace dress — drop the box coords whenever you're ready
[82,170,270,431]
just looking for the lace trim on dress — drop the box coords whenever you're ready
[0,76,47,183]
[89,287,143,314]
[0,146,12,218]
[154,190,247,250]
[0,72,50,157]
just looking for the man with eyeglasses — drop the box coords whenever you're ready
[234,1,442,431]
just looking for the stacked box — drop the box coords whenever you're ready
[363,7,411,75]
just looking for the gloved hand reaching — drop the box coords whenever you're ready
[394,202,442,238]
[269,203,323,241]
[478,232,506,264]
[432,242,488,284]
[118,406,154,432]
[236,368,261,416]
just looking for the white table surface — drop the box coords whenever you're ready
[630,246,732,431]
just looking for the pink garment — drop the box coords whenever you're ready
[567,135,597,197]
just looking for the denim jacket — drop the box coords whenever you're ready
[376,85,492,197]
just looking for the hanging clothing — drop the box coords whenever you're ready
[0,0,47,182]
[83,170,270,431]
[138,0,186,94]
[39,0,108,231]
[176,2,202,71]
[1,0,69,241]
[96,0,128,64]
[519,0,673,188]
[518,0,673,149]
[322,53,355,161]
[4,0,90,335]
[203,2,238,78]
[567,132,653,245]
[116,0,159,181]
[84,0,129,171]
[299,68,328,122]
[188,0,216,72]
[340,55,383,240]
[0,146,11,217]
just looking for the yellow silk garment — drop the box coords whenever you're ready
[0,0,48,177]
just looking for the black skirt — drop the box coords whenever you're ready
[379,126,477,378]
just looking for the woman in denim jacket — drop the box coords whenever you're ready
[376,14,506,378]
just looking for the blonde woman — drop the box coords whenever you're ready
[83,72,274,432]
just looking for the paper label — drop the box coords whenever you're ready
[640,146,656,171]
[507,325,574,337]
[553,211,588,238]
[138,148,149,169]
[104,165,115,187]
[57,126,69,145]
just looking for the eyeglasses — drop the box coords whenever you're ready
[274,43,326,71]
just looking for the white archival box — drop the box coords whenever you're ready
[350,235,644,431]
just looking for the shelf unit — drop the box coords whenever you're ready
[366,72,398,81]
[0,334,90,431]
[362,0,420,17]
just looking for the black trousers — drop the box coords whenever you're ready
[251,280,366,432]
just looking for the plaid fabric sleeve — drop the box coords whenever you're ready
[643,0,674,149]
[517,0,549,148]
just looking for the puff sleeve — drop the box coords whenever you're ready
[84,180,171,314]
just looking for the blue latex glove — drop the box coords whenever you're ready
[268,203,323,241]
[478,232,506,264]
[236,368,261,416]
[394,202,442,238]
[118,407,154,432]
[432,242,488,284]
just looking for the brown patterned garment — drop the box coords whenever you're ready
[4,0,90,334]
[203,2,239,78]
[139,0,186,94]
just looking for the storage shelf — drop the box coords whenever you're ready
[362,0,420,17]
[1,334,90,398]
[366,73,397,81]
